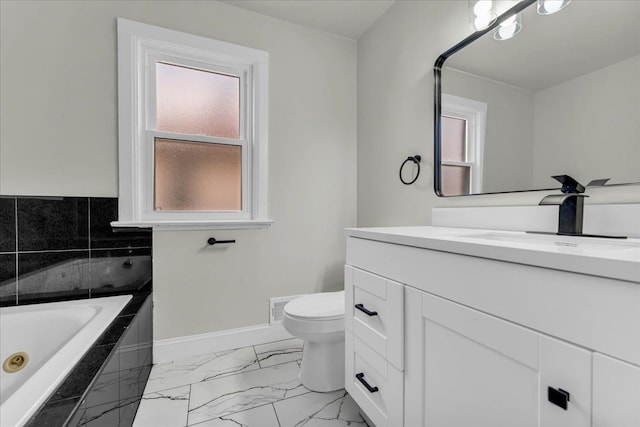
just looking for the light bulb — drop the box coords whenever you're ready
[469,0,496,30]
[497,24,517,39]
[493,12,522,40]
[474,14,494,30]
[548,1,563,13]
[473,0,493,15]
[537,0,571,15]
[502,16,517,26]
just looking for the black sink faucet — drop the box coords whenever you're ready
[539,175,588,235]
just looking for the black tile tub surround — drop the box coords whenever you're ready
[0,196,17,252]
[89,248,152,296]
[17,250,91,302]
[90,198,151,249]
[0,195,152,307]
[18,197,89,251]
[0,253,17,304]
[25,293,153,427]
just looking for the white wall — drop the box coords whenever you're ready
[1,1,357,340]
[533,55,640,187]
[357,1,640,228]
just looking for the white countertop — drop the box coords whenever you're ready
[346,226,640,283]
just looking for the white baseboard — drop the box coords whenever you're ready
[153,324,293,364]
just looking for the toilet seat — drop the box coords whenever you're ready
[283,291,344,321]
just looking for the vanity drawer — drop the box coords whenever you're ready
[345,332,403,427]
[345,266,404,369]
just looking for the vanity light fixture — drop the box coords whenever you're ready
[493,12,522,40]
[469,0,497,30]
[537,0,571,15]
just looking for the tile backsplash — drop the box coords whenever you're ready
[0,196,152,306]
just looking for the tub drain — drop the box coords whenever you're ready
[3,352,29,373]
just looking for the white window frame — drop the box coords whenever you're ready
[114,19,271,230]
[441,93,486,194]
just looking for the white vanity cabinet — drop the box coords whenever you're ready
[344,227,640,427]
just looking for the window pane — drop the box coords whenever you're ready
[156,62,240,139]
[442,165,471,196]
[441,116,467,162]
[154,138,241,211]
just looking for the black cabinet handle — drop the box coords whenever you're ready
[355,303,378,316]
[548,387,570,410]
[356,373,379,393]
[207,237,236,245]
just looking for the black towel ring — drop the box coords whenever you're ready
[399,155,421,185]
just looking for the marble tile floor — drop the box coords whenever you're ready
[133,338,369,427]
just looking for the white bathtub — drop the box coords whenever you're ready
[0,295,132,427]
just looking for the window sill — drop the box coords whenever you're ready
[111,220,273,231]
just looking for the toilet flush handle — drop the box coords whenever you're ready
[355,303,378,316]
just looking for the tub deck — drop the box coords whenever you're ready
[0,295,132,427]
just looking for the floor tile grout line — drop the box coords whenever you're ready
[182,362,312,426]
[145,355,302,396]
[144,364,265,396]
[189,389,317,426]
[136,339,362,427]
[142,382,193,399]
[140,341,306,425]
[252,343,262,369]
[186,383,193,427]
[185,399,278,426]
[272,402,282,427]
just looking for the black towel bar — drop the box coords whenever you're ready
[207,237,236,245]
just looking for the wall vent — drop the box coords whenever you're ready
[269,295,305,325]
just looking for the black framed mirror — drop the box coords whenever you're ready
[434,0,640,196]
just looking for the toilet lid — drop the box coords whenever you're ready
[284,291,344,320]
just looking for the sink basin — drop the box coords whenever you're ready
[457,231,640,252]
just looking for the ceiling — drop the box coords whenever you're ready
[220,0,395,40]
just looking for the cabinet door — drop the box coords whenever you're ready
[540,336,592,427]
[405,288,592,427]
[406,288,541,427]
[593,353,640,427]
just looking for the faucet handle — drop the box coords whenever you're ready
[587,178,610,187]
[539,193,588,206]
[551,175,585,194]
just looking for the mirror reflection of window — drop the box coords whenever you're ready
[441,116,471,196]
[440,94,487,195]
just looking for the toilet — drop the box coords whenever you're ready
[282,290,345,392]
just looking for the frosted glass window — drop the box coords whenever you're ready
[156,63,240,139]
[154,138,241,211]
[442,165,470,196]
[441,116,467,162]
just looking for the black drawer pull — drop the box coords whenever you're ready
[355,303,378,316]
[548,387,570,410]
[356,373,379,393]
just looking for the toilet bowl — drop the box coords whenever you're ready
[282,291,345,392]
